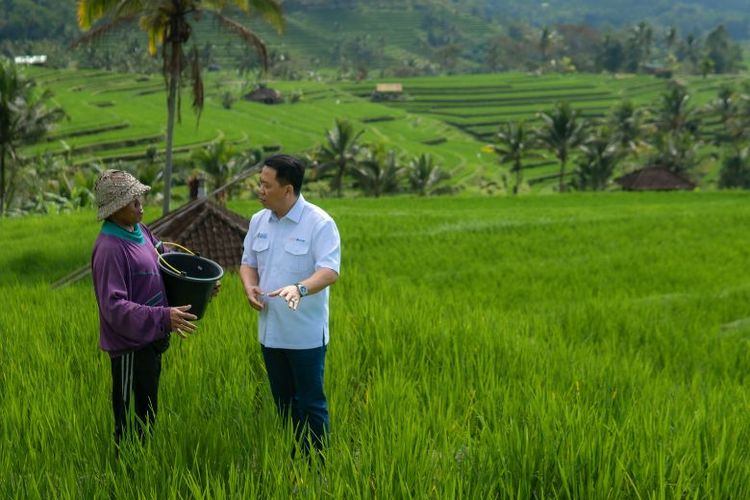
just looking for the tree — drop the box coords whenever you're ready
[407,154,451,196]
[535,102,586,192]
[190,138,241,198]
[573,130,622,191]
[75,0,283,216]
[486,121,533,194]
[704,25,742,74]
[354,147,404,197]
[0,60,65,215]
[718,147,750,189]
[315,119,364,197]
[654,80,700,136]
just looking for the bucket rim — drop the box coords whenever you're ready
[158,254,224,283]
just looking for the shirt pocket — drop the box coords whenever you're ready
[283,239,312,274]
[252,238,270,271]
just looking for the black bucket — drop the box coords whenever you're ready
[158,252,224,319]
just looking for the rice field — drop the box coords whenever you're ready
[3,191,750,498]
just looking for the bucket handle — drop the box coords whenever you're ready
[155,241,196,276]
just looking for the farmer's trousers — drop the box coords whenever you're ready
[261,345,329,454]
[110,338,167,444]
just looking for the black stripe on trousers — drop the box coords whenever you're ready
[110,342,163,443]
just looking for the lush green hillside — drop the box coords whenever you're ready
[3,192,750,497]
[22,66,743,195]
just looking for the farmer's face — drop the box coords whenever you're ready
[258,166,293,212]
[111,197,144,228]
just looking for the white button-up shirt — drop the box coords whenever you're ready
[241,195,341,349]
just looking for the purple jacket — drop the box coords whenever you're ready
[91,221,171,357]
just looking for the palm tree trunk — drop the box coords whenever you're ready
[162,50,179,216]
[0,144,5,216]
[559,155,567,193]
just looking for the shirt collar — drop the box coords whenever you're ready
[269,194,305,224]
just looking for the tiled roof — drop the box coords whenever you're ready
[150,200,249,270]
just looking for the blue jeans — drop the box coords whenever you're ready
[261,344,329,453]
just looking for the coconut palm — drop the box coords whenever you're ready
[191,138,241,198]
[718,147,750,189]
[535,102,586,192]
[487,121,533,195]
[573,129,622,191]
[0,60,65,215]
[75,0,284,216]
[407,154,451,196]
[315,119,364,197]
[654,80,700,136]
[354,147,404,197]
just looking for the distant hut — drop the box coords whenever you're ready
[371,83,403,102]
[243,87,283,105]
[616,167,696,191]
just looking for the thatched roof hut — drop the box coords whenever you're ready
[616,167,696,191]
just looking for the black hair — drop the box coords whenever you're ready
[263,154,305,195]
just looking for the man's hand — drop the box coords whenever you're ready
[269,285,301,311]
[246,285,265,311]
[170,305,198,339]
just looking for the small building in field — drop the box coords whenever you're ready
[14,55,47,65]
[243,87,283,105]
[371,83,403,102]
[615,167,696,191]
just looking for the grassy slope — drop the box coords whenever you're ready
[2,192,750,497]
[22,66,746,194]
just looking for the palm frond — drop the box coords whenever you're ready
[209,11,270,70]
[71,14,138,48]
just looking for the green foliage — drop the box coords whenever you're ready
[0,60,65,215]
[719,147,750,189]
[535,102,587,192]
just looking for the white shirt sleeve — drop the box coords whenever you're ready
[312,218,341,274]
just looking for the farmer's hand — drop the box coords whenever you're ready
[246,285,265,311]
[211,280,222,299]
[269,285,301,311]
[170,305,197,339]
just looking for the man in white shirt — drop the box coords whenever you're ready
[240,154,341,455]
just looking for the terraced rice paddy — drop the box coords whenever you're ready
[24,66,744,193]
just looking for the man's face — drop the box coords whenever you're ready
[111,197,144,227]
[258,166,291,211]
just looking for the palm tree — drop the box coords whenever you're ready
[655,80,699,136]
[354,147,404,197]
[315,119,364,197]
[75,0,284,216]
[718,147,750,189]
[535,102,586,192]
[407,154,451,196]
[487,121,532,194]
[574,129,622,191]
[191,138,241,198]
[0,60,65,215]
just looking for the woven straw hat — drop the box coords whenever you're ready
[94,170,151,220]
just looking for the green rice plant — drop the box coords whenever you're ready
[3,192,750,497]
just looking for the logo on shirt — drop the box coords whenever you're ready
[257,232,268,239]
[291,237,306,243]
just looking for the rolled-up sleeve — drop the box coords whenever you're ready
[312,219,341,274]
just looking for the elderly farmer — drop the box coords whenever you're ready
[240,154,341,456]
[91,170,198,447]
